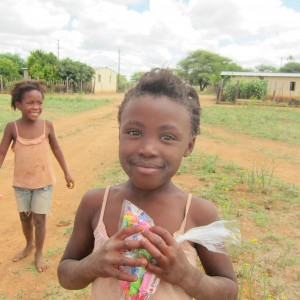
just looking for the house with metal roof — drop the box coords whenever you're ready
[221,71,300,98]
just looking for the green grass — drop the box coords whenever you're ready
[202,105,300,145]
[0,94,112,133]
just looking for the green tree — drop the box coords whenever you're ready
[0,53,26,75]
[27,50,59,81]
[117,74,129,92]
[58,58,95,92]
[0,57,22,85]
[255,64,278,73]
[177,50,244,91]
[279,62,300,73]
[130,71,145,84]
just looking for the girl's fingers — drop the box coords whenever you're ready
[149,226,177,246]
[113,267,138,282]
[115,225,144,241]
[140,233,167,262]
[141,226,172,253]
[118,254,148,268]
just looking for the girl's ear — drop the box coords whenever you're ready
[15,102,21,110]
[184,136,196,157]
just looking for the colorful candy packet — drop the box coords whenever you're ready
[119,200,241,300]
[119,200,157,300]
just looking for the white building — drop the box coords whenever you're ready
[93,67,117,93]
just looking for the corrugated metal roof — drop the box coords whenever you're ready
[221,71,300,78]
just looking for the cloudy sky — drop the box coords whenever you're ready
[0,0,299,78]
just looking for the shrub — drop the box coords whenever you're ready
[224,80,268,101]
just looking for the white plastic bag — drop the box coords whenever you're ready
[175,220,241,255]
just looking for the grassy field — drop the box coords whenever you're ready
[202,104,300,146]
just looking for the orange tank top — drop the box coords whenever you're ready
[12,121,56,189]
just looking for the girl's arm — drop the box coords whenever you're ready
[47,120,74,188]
[57,188,148,289]
[0,122,14,168]
[57,189,100,289]
[141,198,238,300]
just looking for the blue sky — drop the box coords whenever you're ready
[283,0,300,11]
[0,0,299,78]
[131,0,300,13]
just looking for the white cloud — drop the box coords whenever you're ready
[0,0,299,78]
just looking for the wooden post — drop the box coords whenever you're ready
[234,80,240,103]
[92,77,95,94]
[66,77,69,94]
[216,78,224,103]
[0,75,3,93]
[272,80,277,102]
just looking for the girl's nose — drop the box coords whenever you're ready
[33,102,40,109]
[138,139,159,157]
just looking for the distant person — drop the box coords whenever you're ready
[0,80,74,272]
[57,68,238,299]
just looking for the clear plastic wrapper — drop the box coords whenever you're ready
[175,220,241,255]
[119,200,241,300]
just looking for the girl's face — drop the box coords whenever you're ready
[16,90,43,121]
[119,94,195,190]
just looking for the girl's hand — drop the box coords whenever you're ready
[141,226,194,286]
[87,225,148,282]
[65,175,75,189]
[0,194,3,200]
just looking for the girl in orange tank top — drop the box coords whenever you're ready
[0,80,74,273]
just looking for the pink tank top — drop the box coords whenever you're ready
[12,121,56,189]
[91,186,198,300]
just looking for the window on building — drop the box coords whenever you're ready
[98,75,101,82]
[290,81,296,91]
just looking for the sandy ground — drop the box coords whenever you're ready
[0,94,299,299]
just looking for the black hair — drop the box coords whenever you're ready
[118,68,201,136]
[10,80,46,110]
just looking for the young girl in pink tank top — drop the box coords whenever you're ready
[0,80,74,272]
[58,69,238,299]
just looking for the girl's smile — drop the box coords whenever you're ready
[130,160,164,176]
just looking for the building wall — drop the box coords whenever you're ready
[93,67,117,93]
[227,75,300,97]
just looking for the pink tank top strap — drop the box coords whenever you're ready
[178,193,192,234]
[99,186,111,223]
[43,120,46,135]
[14,121,19,136]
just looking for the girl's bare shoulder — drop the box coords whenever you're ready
[189,195,219,227]
[5,121,16,130]
[3,121,17,138]
[80,187,106,210]
[77,187,109,230]
[44,119,54,130]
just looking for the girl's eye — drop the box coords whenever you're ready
[128,129,141,136]
[161,134,176,141]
